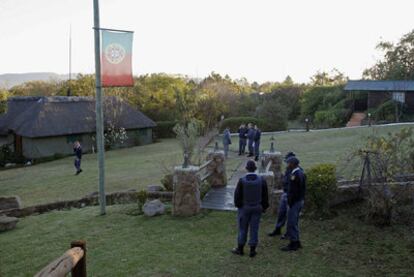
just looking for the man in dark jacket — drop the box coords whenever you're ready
[246,123,256,157]
[281,156,306,251]
[232,160,269,257]
[73,141,83,175]
[268,151,296,238]
[253,125,261,161]
[238,124,247,155]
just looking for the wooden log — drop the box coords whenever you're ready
[34,247,84,277]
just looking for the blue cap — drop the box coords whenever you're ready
[284,151,296,161]
[285,156,299,165]
[246,160,257,172]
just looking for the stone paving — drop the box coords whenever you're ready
[201,153,246,211]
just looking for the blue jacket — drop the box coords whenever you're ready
[238,127,247,139]
[234,173,269,210]
[74,146,82,159]
[223,129,232,145]
[247,128,256,140]
[254,129,261,142]
[287,167,306,206]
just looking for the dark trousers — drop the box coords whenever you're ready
[248,139,254,155]
[237,205,262,246]
[275,192,288,230]
[74,158,81,172]
[223,143,230,158]
[254,141,260,158]
[287,200,304,242]
[239,138,246,154]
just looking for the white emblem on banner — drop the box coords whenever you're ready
[104,43,126,64]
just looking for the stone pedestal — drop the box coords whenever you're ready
[257,171,276,211]
[263,151,283,189]
[172,166,201,216]
[270,189,284,215]
[206,151,227,187]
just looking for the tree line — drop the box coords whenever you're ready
[1,29,414,132]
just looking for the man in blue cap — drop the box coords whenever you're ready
[281,156,306,251]
[231,160,269,257]
[238,124,247,155]
[268,151,296,238]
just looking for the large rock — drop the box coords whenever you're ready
[0,216,18,232]
[0,196,22,211]
[143,199,165,217]
[147,185,163,192]
[206,151,227,187]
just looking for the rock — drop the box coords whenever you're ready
[0,196,22,211]
[85,191,99,198]
[147,185,163,192]
[143,199,165,217]
[0,216,19,232]
[172,166,201,216]
[4,163,16,168]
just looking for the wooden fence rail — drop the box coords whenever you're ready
[35,240,86,277]
[197,160,213,182]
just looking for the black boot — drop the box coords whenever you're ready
[231,244,244,256]
[281,241,301,252]
[268,228,281,237]
[249,246,257,258]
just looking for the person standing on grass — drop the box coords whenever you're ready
[223,127,232,159]
[232,160,269,258]
[73,141,83,175]
[238,124,247,155]
[281,156,306,252]
[268,151,297,239]
[247,123,256,157]
[253,125,261,161]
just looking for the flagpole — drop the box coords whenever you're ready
[93,0,106,215]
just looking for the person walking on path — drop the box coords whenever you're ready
[268,151,296,239]
[73,141,83,175]
[281,156,306,251]
[238,124,247,155]
[223,127,232,159]
[247,123,256,157]
[231,160,269,258]
[253,125,261,161]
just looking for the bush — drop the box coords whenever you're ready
[137,190,148,213]
[255,100,288,131]
[371,100,398,122]
[306,163,337,217]
[314,107,351,128]
[219,117,270,132]
[153,121,177,139]
[161,174,174,191]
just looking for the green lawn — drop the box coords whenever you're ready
[1,124,414,207]
[226,123,414,179]
[1,203,413,276]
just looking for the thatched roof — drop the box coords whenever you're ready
[0,96,156,138]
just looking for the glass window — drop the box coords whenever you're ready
[392,92,405,103]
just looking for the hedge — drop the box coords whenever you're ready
[219,117,272,132]
[153,121,177,139]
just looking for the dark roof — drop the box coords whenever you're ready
[0,96,156,138]
[344,80,414,92]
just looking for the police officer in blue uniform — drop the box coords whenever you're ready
[73,141,83,175]
[281,156,306,251]
[268,151,296,238]
[253,125,261,161]
[246,123,256,157]
[238,124,247,155]
[232,160,269,257]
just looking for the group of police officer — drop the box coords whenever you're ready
[238,123,262,161]
[231,152,306,257]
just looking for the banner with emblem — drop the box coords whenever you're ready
[101,30,134,87]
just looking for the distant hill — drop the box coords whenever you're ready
[0,72,74,89]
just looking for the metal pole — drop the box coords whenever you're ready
[93,0,106,215]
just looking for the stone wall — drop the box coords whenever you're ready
[263,151,283,189]
[172,166,201,216]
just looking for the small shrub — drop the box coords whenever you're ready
[137,190,148,213]
[0,144,12,166]
[161,174,174,191]
[306,163,337,217]
[200,180,211,199]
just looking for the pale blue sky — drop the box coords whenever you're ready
[0,0,413,82]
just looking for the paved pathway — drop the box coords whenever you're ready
[201,154,246,211]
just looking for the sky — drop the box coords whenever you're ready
[0,0,413,83]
